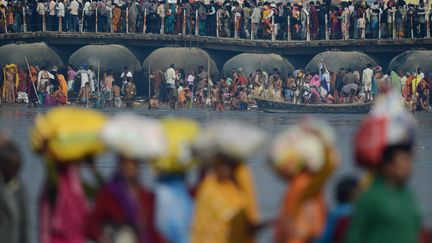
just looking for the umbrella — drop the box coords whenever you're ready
[0,42,64,68]
[152,118,200,174]
[222,53,294,80]
[142,47,219,76]
[100,114,167,160]
[305,51,378,74]
[30,107,107,163]
[194,120,266,161]
[388,50,432,74]
[68,44,142,74]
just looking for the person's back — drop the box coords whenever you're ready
[345,176,420,243]
[343,71,356,85]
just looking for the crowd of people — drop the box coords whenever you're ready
[147,62,431,111]
[0,88,431,243]
[1,61,431,111]
[0,63,138,108]
[1,0,432,40]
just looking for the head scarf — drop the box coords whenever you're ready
[354,89,416,168]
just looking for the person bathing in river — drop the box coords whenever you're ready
[78,82,92,107]
[148,95,159,110]
[112,83,122,108]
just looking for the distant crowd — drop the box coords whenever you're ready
[2,61,431,111]
[1,0,432,40]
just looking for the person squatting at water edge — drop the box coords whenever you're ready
[1,90,432,242]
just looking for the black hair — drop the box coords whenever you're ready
[0,139,21,182]
[335,176,358,203]
[381,144,414,166]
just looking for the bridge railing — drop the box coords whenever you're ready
[1,6,431,41]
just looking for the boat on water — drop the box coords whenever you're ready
[253,97,372,114]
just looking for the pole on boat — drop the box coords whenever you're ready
[207,58,211,92]
[24,56,41,105]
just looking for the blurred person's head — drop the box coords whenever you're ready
[0,136,22,183]
[379,144,414,186]
[336,176,359,204]
[118,155,140,185]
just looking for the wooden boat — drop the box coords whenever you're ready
[254,97,372,114]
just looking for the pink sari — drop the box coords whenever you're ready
[39,164,87,243]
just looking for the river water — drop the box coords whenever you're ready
[0,105,431,242]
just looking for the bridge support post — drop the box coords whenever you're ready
[23,7,27,32]
[43,12,46,32]
[2,8,7,33]
[411,15,414,38]
[126,7,129,33]
[195,10,198,36]
[183,10,186,35]
[144,8,147,34]
[378,12,381,39]
[325,14,329,40]
[110,8,113,33]
[80,9,84,32]
[95,8,98,33]
[216,11,219,38]
[306,14,310,41]
[251,19,254,40]
[234,14,238,39]
[59,16,62,32]
[392,12,396,39]
[161,11,165,35]
[287,17,291,41]
[271,16,275,41]
[427,14,430,38]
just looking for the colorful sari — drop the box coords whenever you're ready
[191,164,259,243]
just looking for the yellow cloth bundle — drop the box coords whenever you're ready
[30,107,107,162]
[152,118,200,173]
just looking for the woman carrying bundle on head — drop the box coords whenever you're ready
[269,119,339,243]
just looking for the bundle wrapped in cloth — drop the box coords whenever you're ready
[269,119,338,177]
[30,107,107,162]
[152,118,200,174]
[194,120,266,161]
[100,114,167,160]
[355,89,417,168]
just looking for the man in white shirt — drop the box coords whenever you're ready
[57,0,65,30]
[37,67,55,91]
[165,64,177,104]
[87,65,96,92]
[49,0,57,31]
[69,0,79,31]
[362,64,374,102]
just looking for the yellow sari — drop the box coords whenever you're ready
[2,64,19,99]
[191,164,259,243]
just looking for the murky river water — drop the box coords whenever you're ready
[1,105,431,243]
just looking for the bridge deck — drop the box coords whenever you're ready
[1,32,432,55]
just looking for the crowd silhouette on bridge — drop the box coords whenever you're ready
[1,0,432,40]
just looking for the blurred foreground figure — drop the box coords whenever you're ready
[152,119,199,243]
[269,119,339,243]
[191,121,266,243]
[30,107,107,243]
[0,135,27,243]
[318,176,359,243]
[88,115,167,242]
[346,90,420,243]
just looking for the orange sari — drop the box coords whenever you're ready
[274,172,326,243]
